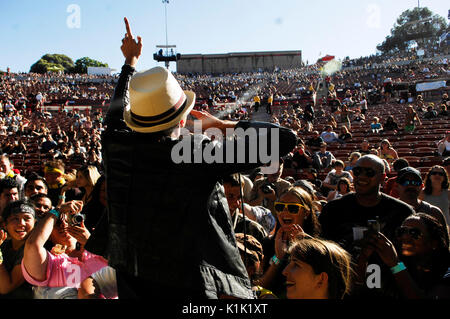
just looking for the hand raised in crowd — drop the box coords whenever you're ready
[59,200,84,216]
[121,17,142,68]
[67,220,91,246]
[274,224,304,260]
[0,229,7,247]
[364,231,399,268]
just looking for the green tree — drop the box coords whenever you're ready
[72,57,109,74]
[30,54,74,73]
[376,7,447,54]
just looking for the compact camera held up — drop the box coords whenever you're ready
[68,213,85,226]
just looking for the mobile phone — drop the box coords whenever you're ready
[367,219,380,233]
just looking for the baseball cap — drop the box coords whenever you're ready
[396,167,422,183]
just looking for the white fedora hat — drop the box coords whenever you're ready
[123,66,195,133]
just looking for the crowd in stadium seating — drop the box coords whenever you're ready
[0,46,449,299]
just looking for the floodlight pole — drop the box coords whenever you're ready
[163,0,169,68]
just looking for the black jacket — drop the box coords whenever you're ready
[102,64,296,298]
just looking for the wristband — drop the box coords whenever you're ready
[390,262,406,274]
[270,255,281,266]
[48,209,60,219]
[0,248,3,264]
[59,195,66,200]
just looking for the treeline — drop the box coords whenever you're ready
[30,55,108,74]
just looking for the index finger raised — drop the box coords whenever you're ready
[124,17,133,37]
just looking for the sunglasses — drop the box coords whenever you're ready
[429,171,445,177]
[274,202,305,214]
[352,166,377,178]
[395,226,423,240]
[398,180,422,187]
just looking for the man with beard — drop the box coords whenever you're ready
[396,167,446,228]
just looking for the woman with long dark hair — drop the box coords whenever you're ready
[357,213,450,298]
[420,165,450,229]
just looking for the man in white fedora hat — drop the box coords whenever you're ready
[100,17,297,299]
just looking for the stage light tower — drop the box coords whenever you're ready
[154,0,180,69]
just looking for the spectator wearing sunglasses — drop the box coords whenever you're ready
[396,167,446,227]
[258,186,321,298]
[319,155,414,297]
[419,166,450,230]
[357,213,450,299]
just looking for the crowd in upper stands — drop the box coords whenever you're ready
[0,44,449,299]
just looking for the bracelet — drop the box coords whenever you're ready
[270,255,281,266]
[0,248,3,264]
[390,262,406,274]
[48,209,60,219]
[59,195,66,200]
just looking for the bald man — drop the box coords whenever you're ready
[319,155,414,297]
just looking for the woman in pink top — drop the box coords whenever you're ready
[21,202,113,297]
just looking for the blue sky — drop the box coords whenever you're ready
[1,0,448,73]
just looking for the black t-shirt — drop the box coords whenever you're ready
[319,192,414,254]
[384,121,399,131]
[0,240,33,299]
[319,192,414,299]
[292,150,312,169]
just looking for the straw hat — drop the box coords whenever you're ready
[123,66,195,133]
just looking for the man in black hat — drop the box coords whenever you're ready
[101,17,297,299]
[396,167,446,227]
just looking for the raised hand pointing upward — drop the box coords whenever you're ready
[121,17,142,68]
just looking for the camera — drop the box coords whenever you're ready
[69,213,85,226]
[261,183,275,194]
